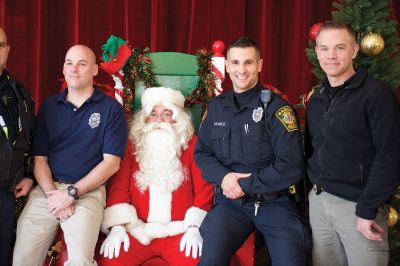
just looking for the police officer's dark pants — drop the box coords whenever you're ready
[199,194,310,266]
[0,188,15,266]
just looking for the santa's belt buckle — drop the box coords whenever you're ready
[313,184,323,195]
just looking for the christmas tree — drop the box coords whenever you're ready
[306,0,400,265]
[306,0,400,91]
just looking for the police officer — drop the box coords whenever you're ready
[194,37,309,266]
[0,27,35,265]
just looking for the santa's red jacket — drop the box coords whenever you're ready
[101,136,214,244]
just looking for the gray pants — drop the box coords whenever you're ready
[309,190,389,266]
[13,183,105,266]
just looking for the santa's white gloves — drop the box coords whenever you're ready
[179,227,203,259]
[100,225,130,259]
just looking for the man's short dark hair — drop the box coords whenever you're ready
[317,21,357,44]
[226,37,260,58]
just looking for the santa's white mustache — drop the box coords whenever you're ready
[141,121,176,134]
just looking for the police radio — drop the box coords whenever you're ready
[260,89,271,135]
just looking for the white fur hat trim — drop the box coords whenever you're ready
[141,87,185,114]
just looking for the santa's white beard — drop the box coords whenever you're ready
[135,122,184,193]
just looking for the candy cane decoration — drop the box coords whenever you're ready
[212,40,225,95]
[112,78,123,105]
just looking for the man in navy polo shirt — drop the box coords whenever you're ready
[13,45,128,266]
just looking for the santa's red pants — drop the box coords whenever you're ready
[98,233,199,266]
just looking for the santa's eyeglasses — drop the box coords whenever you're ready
[147,111,173,120]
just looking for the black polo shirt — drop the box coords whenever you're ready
[33,88,128,182]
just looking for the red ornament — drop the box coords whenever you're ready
[309,22,323,41]
[212,40,225,56]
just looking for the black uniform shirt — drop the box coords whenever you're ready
[195,83,304,195]
[0,73,19,144]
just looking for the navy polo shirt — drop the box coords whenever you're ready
[33,88,128,182]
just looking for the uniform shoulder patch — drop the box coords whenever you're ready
[275,106,298,132]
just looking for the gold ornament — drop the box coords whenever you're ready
[388,206,399,227]
[361,33,385,56]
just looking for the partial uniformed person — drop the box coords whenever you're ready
[195,36,310,266]
[0,27,35,265]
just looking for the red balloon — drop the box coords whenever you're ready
[212,40,225,56]
[309,22,323,41]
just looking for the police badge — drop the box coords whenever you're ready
[88,113,101,129]
[252,107,263,123]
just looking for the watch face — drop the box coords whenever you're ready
[68,186,79,199]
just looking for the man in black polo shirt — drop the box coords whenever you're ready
[0,27,35,266]
[13,45,128,266]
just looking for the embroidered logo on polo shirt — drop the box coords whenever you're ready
[252,107,263,123]
[275,106,298,132]
[88,113,101,129]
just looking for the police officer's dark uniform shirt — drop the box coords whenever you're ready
[195,82,304,195]
[0,72,19,143]
[305,68,400,220]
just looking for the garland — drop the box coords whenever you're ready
[185,48,216,115]
[121,47,216,115]
[122,47,158,113]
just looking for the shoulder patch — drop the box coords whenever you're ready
[275,106,298,132]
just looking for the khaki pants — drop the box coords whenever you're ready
[13,183,105,266]
[309,190,389,266]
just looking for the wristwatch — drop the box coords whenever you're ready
[67,185,79,200]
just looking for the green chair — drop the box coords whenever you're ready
[134,52,202,132]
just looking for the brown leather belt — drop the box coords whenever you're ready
[53,178,74,185]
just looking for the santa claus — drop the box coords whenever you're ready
[98,87,214,265]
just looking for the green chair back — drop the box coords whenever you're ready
[134,52,202,132]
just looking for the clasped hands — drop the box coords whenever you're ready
[100,222,203,259]
[46,189,75,220]
[221,172,251,199]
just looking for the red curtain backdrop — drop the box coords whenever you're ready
[0,0,399,108]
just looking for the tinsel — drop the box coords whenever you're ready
[185,48,216,115]
[122,46,216,115]
[122,47,158,113]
